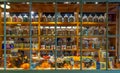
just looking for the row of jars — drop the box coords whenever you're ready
[6,25,38,35]
[41,14,106,22]
[2,38,38,49]
[3,13,106,22]
[41,26,76,36]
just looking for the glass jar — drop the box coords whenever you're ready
[41,14,47,22]
[93,14,99,22]
[78,14,81,22]
[82,14,88,22]
[35,14,39,22]
[23,14,28,22]
[69,14,75,22]
[31,15,35,22]
[12,14,17,22]
[98,14,105,22]
[52,15,55,22]
[64,14,68,22]
[47,14,52,22]
[17,14,23,22]
[6,15,12,22]
[88,14,93,22]
[94,27,99,35]
[58,14,63,22]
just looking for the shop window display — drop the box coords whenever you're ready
[0,1,120,71]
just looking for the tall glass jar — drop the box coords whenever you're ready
[64,14,68,22]
[82,14,88,22]
[69,14,75,22]
[17,14,23,22]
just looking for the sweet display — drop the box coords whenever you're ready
[2,13,113,22]
[0,7,117,70]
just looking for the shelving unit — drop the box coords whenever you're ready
[0,1,119,71]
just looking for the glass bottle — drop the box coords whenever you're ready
[69,14,75,22]
[98,14,105,22]
[93,14,99,22]
[12,14,17,22]
[23,14,28,22]
[64,14,68,22]
[17,14,23,22]
[35,14,39,22]
[82,14,88,22]
[41,14,47,22]
[88,14,93,22]
[47,14,52,22]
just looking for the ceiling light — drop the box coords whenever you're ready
[64,2,69,4]
[7,2,10,5]
[26,2,29,4]
[0,4,10,9]
[77,2,79,4]
[95,2,98,4]
[53,2,55,4]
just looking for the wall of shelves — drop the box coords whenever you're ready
[0,1,120,72]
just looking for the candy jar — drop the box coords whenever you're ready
[98,14,105,22]
[18,14,23,22]
[31,15,35,22]
[69,14,75,22]
[58,13,63,22]
[88,14,93,22]
[12,14,17,22]
[52,15,55,22]
[85,40,89,49]
[10,39,14,49]
[82,14,88,22]
[94,27,99,35]
[78,14,81,22]
[6,41,11,49]
[6,14,12,22]
[93,14,99,22]
[41,14,47,22]
[47,14,52,22]
[64,14,68,22]
[23,14,28,22]
[99,26,105,35]
[35,14,39,22]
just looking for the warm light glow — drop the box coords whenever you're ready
[31,11,34,15]
[1,12,10,15]
[0,4,10,9]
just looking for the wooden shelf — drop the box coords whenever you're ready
[5,35,38,38]
[40,22,77,26]
[1,22,116,26]
[109,50,116,52]
[2,48,39,51]
[1,22,39,25]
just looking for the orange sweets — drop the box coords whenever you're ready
[20,63,30,70]
[40,61,51,68]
